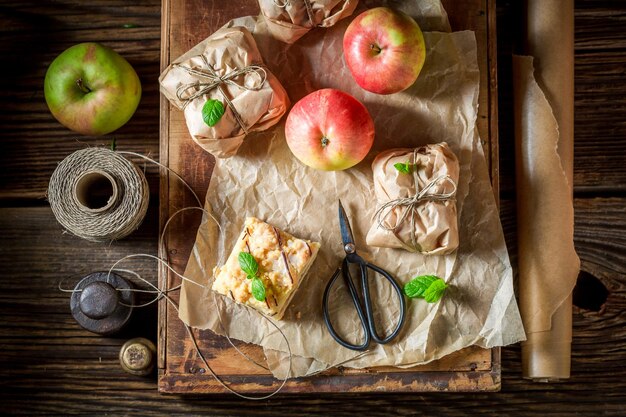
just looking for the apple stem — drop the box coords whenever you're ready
[321,137,330,148]
[76,78,92,94]
[370,43,382,54]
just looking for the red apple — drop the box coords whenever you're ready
[285,89,375,171]
[343,7,426,95]
[44,42,141,136]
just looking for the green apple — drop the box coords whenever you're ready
[44,42,141,136]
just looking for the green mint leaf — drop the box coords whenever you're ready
[110,137,116,151]
[422,278,447,303]
[404,275,446,302]
[201,99,225,127]
[251,277,266,302]
[403,275,438,298]
[394,161,412,174]
[238,252,258,277]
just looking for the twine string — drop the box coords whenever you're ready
[47,148,150,242]
[61,260,281,374]
[57,150,292,400]
[272,0,317,27]
[374,150,457,251]
[174,55,267,135]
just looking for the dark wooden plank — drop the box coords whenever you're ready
[496,1,626,194]
[0,0,625,414]
[572,48,626,193]
[0,205,160,412]
[0,0,161,200]
[0,196,625,413]
[443,0,499,196]
[2,1,626,200]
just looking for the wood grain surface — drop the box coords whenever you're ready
[157,0,499,394]
[0,0,624,415]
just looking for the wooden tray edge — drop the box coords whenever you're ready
[158,347,500,394]
[157,0,172,373]
[487,0,500,203]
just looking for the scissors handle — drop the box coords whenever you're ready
[322,257,406,351]
[362,261,406,344]
[322,259,371,351]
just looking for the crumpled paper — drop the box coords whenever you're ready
[159,26,289,158]
[177,2,526,378]
[366,143,460,255]
[259,0,359,44]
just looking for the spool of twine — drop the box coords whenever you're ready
[48,147,150,242]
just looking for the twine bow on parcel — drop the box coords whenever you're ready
[174,55,268,135]
[374,151,458,252]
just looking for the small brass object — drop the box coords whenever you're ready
[119,338,156,376]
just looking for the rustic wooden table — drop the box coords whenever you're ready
[1,0,624,415]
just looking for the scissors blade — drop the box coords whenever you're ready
[338,200,356,250]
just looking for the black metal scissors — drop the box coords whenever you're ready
[322,200,406,351]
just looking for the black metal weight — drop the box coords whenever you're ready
[70,271,134,335]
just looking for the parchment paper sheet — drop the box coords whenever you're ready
[514,0,579,380]
[178,2,526,378]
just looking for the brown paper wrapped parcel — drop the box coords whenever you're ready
[367,143,459,255]
[259,0,359,43]
[159,26,289,158]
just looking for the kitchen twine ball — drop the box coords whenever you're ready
[47,147,150,242]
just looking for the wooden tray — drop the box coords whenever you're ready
[158,0,500,394]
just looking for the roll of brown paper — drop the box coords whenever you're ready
[514,0,580,381]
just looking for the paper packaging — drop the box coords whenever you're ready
[159,26,289,158]
[514,0,580,381]
[366,143,460,255]
[178,2,526,378]
[259,0,359,44]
